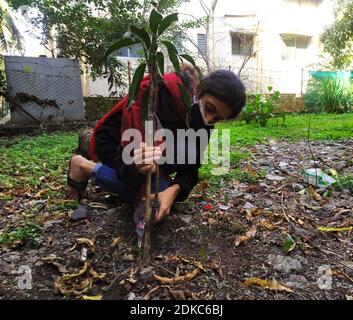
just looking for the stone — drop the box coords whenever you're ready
[243,202,256,210]
[259,159,271,166]
[140,266,154,280]
[267,254,307,274]
[178,214,193,224]
[266,174,285,182]
[127,292,136,300]
[219,205,231,211]
[70,205,88,221]
[285,274,309,289]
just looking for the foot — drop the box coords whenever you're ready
[66,155,93,199]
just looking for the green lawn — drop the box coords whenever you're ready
[216,113,353,146]
[0,113,352,191]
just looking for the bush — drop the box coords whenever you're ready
[242,86,283,127]
[304,78,353,113]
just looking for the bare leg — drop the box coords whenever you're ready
[67,155,96,199]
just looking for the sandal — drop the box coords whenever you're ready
[67,157,89,202]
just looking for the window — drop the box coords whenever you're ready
[281,35,311,61]
[231,33,254,56]
[197,33,207,56]
[116,44,144,58]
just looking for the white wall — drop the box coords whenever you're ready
[179,0,335,94]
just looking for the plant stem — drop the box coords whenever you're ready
[143,32,158,265]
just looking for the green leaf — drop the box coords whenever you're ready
[156,51,165,76]
[282,235,297,253]
[178,83,191,109]
[158,13,178,36]
[130,26,151,49]
[104,38,140,60]
[162,41,180,72]
[127,63,147,109]
[150,9,163,34]
[180,53,203,79]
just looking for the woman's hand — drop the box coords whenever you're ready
[155,184,180,222]
[133,142,161,175]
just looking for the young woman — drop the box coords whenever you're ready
[67,66,246,223]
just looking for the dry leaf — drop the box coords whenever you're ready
[317,226,353,232]
[111,236,123,248]
[34,189,49,198]
[243,277,293,293]
[82,295,103,300]
[88,202,108,210]
[260,220,275,231]
[234,224,257,247]
[153,268,199,284]
[307,186,322,201]
[76,238,95,253]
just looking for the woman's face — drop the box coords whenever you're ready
[200,94,233,124]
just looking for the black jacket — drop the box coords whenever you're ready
[94,84,212,202]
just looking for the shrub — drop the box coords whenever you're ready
[242,86,283,127]
[304,78,353,113]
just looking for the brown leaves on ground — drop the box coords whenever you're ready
[153,268,200,284]
[243,277,293,293]
[234,224,258,247]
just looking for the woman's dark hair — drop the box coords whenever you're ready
[199,69,246,119]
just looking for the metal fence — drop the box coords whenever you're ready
[2,56,85,125]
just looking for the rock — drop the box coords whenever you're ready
[264,200,273,208]
[267,254,307,274]
[279,161,289,168]
[140,266,154,280]
[286,274,309,289]
[178,214,193,224]
[127,292,136,300]
[219,205,231,211]
[243,202,256,210]
[70,205,88,221]
[266,174,285,182]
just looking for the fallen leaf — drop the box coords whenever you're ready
[317,227,353,232]
[234,224,258,247]
[153,268,199,284]
[260,220,275,231]
[283,235,298,253]
[88,202,108,210]
[34,189,49,198]
[243,277,293,293]
[82,295,103,300]
[76,238,95,253]
[111,236,123,248]
[307,186,322,201]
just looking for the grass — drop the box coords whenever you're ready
[0,132,77,190]
[0,113,352,190]
[200,113,353,182]
[0,223,42,247]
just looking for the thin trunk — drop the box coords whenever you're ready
[143,32,158,265]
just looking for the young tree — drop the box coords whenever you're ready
[105,2,200,264]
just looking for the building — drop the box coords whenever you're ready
[180,0,335,94]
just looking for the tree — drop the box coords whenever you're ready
[105,2,200,264]
[8,0,192,95]
[322,0,353,69]
[0,0,23,54]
